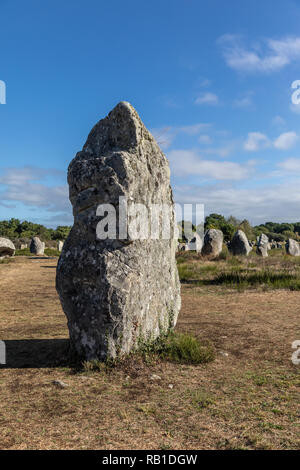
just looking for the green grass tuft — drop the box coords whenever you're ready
[213,269,300,290]
[15,248,31,256]
[161,332,215,364]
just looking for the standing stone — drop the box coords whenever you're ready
[230,230,252,256]
[256,233,269,257]
[285,239,300,256]
[0,238,15,258]
[30,237,45,255]
[201,229,223,257]
[57,240,64,252]
[56,102,181,361]
[187,233,203,252]
[177,242,186,251]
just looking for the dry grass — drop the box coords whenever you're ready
[0,255,299,449]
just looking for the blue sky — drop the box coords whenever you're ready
[1,0,300,226]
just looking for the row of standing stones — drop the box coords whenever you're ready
[0,236,64,257]
[179,229,300,258]
[1,228,294,261]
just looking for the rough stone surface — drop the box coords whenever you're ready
[30,237,45,255]
[201,229,223,257]
[285,238,300,256]
[256,233,269,257]
[230,230,252,256]
[0,238,15,258]
[56,101,181,361]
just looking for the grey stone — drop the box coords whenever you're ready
[56,101,181,361]
[52,380,69,388]
[230,230,252,256]
[150,374,161,381]
[201,229,223,257]
[0,238,15,258]
[30,237,45,255]
[57,240,64,252]
[187,233,203,252]
[256,233,269,257]
[285,238,300,256]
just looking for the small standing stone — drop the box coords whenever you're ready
[0,238,15,258]
[187,233,203,252]
[256,233,269,258]
[57,240,64,252]
[30,237,45,255]
[201,229,223,258]
[230,230,252,256]
[285,239,300,256]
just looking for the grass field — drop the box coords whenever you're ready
[0,253,299,450]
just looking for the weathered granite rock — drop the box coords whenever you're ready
[187,233,203,252]
[201,229,223,257]
[0,238,15,258]
[256,233,269,257]
[285,238,300,256]
[230,230,252,256]
[56,101,181,361]
[30,237,45,255]
[57,240,64,252]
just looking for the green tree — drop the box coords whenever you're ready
[238,219,254,240]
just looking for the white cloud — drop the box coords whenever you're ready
[233,92,254,108]
[196,77,211,88]
[0,166,71,223]
[244,132,270,151]
[290,103,300,114]
[274,131,298,150]
[201,141,238,158]
[244,131,299,152]
[233,96,253,108]
[195,92,219,105]
[168,149,253,180]
[178,123,211,135]
[151,127,175,149]
[219,34,300,73]
[198,135,212,145]
[271,115,286,128]
[151,123,211,149]
[174,179,300,225]
[277,157,300,172]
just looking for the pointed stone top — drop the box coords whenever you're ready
[83,101,154,156]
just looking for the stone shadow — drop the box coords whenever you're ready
[0,338,69,368]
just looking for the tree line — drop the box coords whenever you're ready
[179,213,300,243]
[1,215,300,243]
[0,218,71,241]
